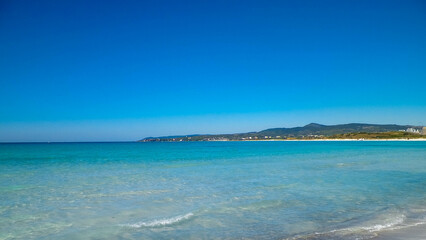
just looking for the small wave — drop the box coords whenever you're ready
[286,214,407,240]
[240,200,285,211]
[121,213,194,228]
[358,214,405,232]
[85,189,170,199]
[334,214,406,233]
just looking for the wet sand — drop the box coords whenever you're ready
[374,223,426,240]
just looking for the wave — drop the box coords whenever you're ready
[334,213,406,233]
[286,212,426,240]
[239,200,285,212]
[84,189,170,199]
[121,213,194,228]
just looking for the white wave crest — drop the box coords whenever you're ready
[287,214,408,240]
[359,214,405,232]
[122,213,194,228]
[326,213,406,234]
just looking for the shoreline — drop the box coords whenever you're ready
[374,222,426,240]
[139,138,426,142]
[240,138,426,141]
[196,138,426,142]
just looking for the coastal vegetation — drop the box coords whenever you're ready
[140,123,425,142]
[326,131,425,140]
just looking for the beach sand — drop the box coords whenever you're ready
[374,223,426,240]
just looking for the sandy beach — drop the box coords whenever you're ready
[243,138,426,142]
[374,223,426,240]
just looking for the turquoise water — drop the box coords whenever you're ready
[0,141,425,239]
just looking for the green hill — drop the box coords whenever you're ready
[327,131,424,139]
[140,123,424,141]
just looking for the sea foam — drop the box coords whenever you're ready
[287,213,409,239]
[121,213,194,228]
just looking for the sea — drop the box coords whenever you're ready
[1,141,425,240]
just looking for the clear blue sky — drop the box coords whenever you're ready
[1,0,425,142]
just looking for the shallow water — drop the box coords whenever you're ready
[0,141,425,239]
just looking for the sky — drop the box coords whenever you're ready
[0,0,425,142]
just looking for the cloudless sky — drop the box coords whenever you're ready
[1,0,425,142]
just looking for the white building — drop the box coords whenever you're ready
[406,128,421,134]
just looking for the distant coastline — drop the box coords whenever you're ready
[233,138,426,142]
[140,138,426,142]
[140,123,426,142]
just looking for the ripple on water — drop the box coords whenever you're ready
[120,213,195,228]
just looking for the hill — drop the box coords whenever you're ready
[327,131,425,140]
[139,123,424,141]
